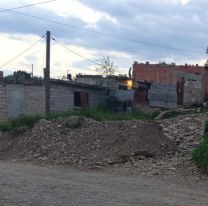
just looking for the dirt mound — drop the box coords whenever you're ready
[111,113,208,179]
[0,117,177,168]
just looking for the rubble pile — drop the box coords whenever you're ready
[112,113,208,178]
[0,116,176,168]
[0,113,207,179]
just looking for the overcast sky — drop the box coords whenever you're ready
[0,0,208,78]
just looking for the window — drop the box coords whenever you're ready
[74,91,89,107]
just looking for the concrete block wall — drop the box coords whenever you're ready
[6,84,25,118]
[50,84,74,112]
[90,91,106,107]
[0,82,106,120]
[183,80,204,106]
[0,85,8,120]
[24,85,45,115]
[50,83,106,112]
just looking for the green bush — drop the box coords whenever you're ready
[0,115,41,132]
[193,121,208,174]
[0,107,153,133]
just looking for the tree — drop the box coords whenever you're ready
[4,70,31,81]
[96,56,117,90]
[96,56,117,77]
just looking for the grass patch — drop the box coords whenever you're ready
[193,121,208,174]
[70,107,154,121]
[0,115,41,132]
[0,107,153,133]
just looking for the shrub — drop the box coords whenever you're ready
[193,121,208,174]
[0,115,41,132]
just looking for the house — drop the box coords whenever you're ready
[76,74,133,91]
[133,61,206,110]
[0,79,106,120]
[75,74,134,112]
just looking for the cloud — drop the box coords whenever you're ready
[0,0,208,77]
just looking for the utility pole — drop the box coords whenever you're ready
[31,64,34,78]
[45,31,51,116]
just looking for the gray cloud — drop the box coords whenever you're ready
[1,0,208,67]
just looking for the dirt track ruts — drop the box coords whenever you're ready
[0,161,207,206]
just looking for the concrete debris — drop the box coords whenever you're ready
[0,113,207,180]
[0,117,176,168]
[111,113,208,180]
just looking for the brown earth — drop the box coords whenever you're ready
[110,113,208,180]
[0,117,177,168]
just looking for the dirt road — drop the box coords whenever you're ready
[0,161,207,206]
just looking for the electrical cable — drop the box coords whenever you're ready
[0,0,56,13]
[2,10,200,54]
[0,35,45,68]
[52,37,126,74]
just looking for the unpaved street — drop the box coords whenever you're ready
[0,161,207,206]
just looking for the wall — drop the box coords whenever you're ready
[133,62,208,96]
[6,84,25,118]
[177,71,204,106]
[25,84,45,115]
[76,76,103,86]
[148,83,177,109]
[0,85,7,120]
[0,82,106,120]
[183,79,204,106]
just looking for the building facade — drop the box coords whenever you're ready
[133,62,206,108]
[0,79,106,120]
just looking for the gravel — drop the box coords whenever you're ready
[0,117,176,168]
[0,113,207,180]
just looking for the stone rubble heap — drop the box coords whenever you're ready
[0,116,176,168]
[112,113,208,179]
[0,113,207,179]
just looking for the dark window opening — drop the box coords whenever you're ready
[74,91,89,107]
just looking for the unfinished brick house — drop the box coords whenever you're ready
[133,61,207,109]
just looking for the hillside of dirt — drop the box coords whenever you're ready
[0,117,177,168]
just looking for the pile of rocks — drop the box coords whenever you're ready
[160,114,207,153]
[111,113,208,179]
[0,116,176,168]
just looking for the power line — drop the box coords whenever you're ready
[3,10,200,54]
[0,35,45,69]
[52,37,125,74]
[52,37,100,65]
[0,0,56,13]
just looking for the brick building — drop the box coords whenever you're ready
[133,61,207,108]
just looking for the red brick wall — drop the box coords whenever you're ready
[133,62,208,97]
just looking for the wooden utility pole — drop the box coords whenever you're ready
[31,64,34,78]
[45,31,51,116]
